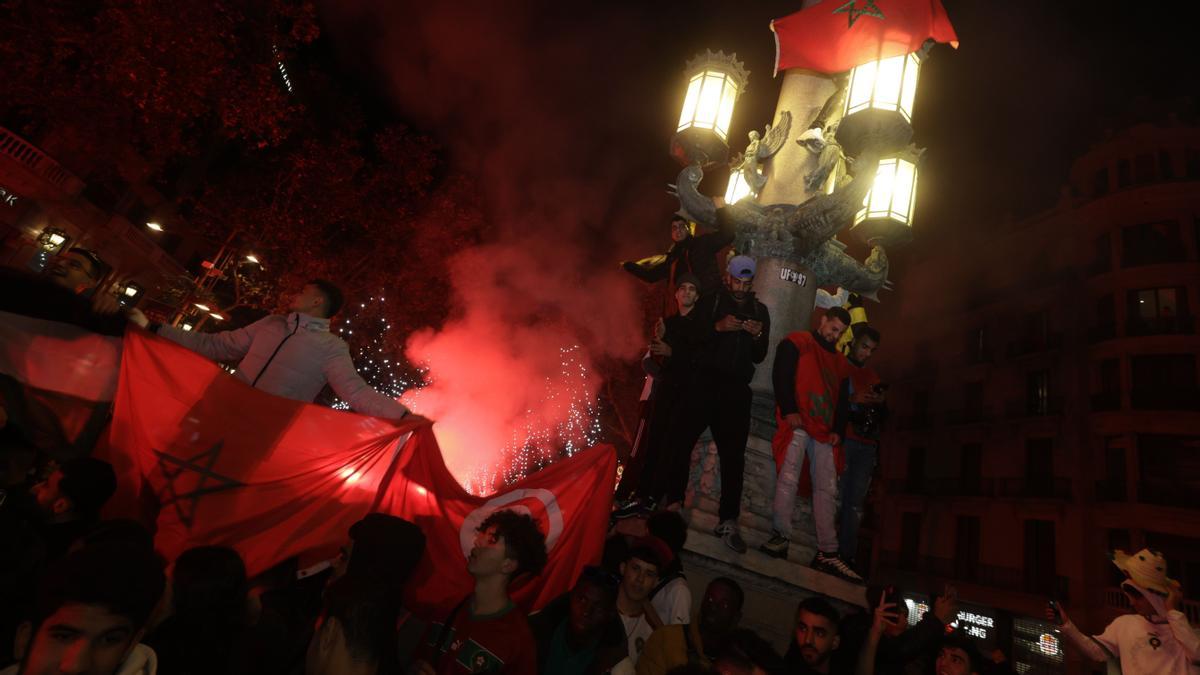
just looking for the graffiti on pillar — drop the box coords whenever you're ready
[780,268,807,286]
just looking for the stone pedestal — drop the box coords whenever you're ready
[677,392,866,642]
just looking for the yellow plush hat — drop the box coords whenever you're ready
[1112,548,1179,597]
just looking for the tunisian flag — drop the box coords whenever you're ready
[771,0,958,75]
[9,320,616,614]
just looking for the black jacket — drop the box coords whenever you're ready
[621,210,736,295]
[690,290,770,384]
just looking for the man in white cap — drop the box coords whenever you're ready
[652,255,770,553]
[1047,548,1199,674]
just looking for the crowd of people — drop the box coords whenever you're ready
[617,211,886,585]
[1,228,1196,675]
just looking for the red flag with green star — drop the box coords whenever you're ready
[771,0,958,75]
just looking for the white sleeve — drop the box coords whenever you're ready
[1166,610,1200,659]
[1060,620,1113,663]
[653,579,692,626]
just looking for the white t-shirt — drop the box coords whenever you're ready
[1088,613,1200,675]
[651,577,693,626]
[620,611,655,665]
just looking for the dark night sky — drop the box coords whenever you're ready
[314,0,1198,305]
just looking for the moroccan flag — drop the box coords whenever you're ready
[0,311,121,458]
[105,328,616,614]
[771,0,959,75]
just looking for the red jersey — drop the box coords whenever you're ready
[771,331,851,494]
[845,360,881,443]
[423,600,537,675]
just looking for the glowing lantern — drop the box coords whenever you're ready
[118,281,144,304]
[853,154,919,244]
[724,168,755,205]
[37,226,68,253]
[671,50,748,166]
[837,52,922,157]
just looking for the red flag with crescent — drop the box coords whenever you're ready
[99,327,615,614]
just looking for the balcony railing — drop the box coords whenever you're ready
[1137,478,1200,510]
[1090,391,1121,412]
[995,477,1073,499]
[1006,333,1064,358]
[1006,396,1064,418]
[879,551,1070,600]
[1105,586,1200,624]
[1130,387,1200,411]
[945,409,986,426]
[0,125,84,195]
[888,477,1072,500]
[1126,315,1197,336]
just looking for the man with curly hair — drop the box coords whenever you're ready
[412,510,548,675]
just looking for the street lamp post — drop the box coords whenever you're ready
[663,0,957,563]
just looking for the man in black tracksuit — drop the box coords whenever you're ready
[621,211,735,297]
[654,255,770,554]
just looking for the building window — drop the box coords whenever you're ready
[960,444,982,495]
[1088,233,1111,276]
[1102,437,1127,501]
[1138,435,1200,509]
[1159,149,1175,179]
[900,512,922,570]
[1026,438,1054,496]
[1024,520,1057,595]
[1121,220,1186,267]
[1027,370,1051,416]
[1117,158,1131,187]
[955,516,981,581]
[1091,359,1121,412]
[906,447,927,492]
[1134,153,1155,184]
[1092,166,1109,195]
[1144,531,1200,601]
[1128,286,1191,335]
[964,381,983,421]
[966,326,988,364]
[1187,148,1200,178]
[1131,355,1199,410]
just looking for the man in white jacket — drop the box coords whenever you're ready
[130,280,408,419]
[1048,548,1199,675]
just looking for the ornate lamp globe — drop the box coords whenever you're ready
[836,51,922,157]
[119,281,144,302]
[671,50,749,166]
[853,149,920,245]
[37,226,68,253]
[723,162,756,205]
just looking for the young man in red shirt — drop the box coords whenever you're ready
[412,510,547,675]
[834,325,885,570]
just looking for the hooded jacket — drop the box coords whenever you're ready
[157,312,408,419]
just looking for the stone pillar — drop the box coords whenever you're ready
[749,68,839,397]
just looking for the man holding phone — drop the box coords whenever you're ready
[654,256,770,553]
[832,326,886,573]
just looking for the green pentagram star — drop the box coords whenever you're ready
[809,391,834,425]
[153,440,244,528]
[833,0,885,27]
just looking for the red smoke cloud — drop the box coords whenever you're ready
[321,0,665,490]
